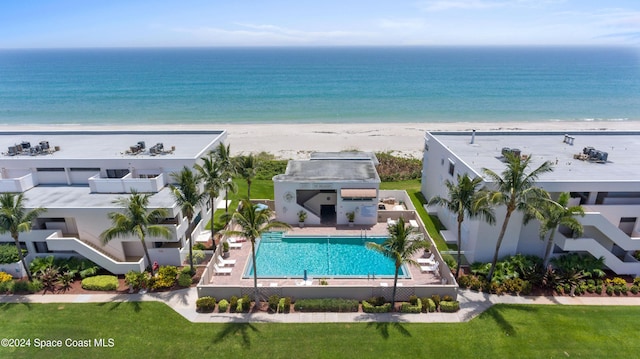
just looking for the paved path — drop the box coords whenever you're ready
[2,289,640,323]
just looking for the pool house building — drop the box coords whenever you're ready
[0,130,226,276]
[422,130,640,276]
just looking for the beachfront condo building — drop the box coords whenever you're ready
[0,130,226,276]
[422,131,640,276]
[273,152,381,226]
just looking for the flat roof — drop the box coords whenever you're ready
[275,160,380,183]
[23,185,176,209]
[310,152,379,165]
[429,131,640,182]
[0,130,226,160]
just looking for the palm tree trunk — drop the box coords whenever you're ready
[187,219,194,274]
[225,190,229,214]
[13,234,32,281]
[247,180,251,199]
[487,209,513,281]
[456,219,463,278]
[210,197,215,242]
[542,231,557,268]
[251,240,259,305]
[140,237,154,274]
[391,265,400,311]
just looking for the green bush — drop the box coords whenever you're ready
[606,286,614,296]
[196,297,216,312]
[0,244,23,264]
[362,300,391,313]
[457,274,472,288]
[420,297,430,313]
[153,266,178,289]
[426,298,437,312]
[630,285,639,294]
[281,297,291,313]
[634,277,640,286]
[294,298,359,312]
[193,243,207,251]
[431,294,441,308]
[81,275,118,291]
[268,295,280,312]
[400,298,422,313]
[9,279,42,293]
[218,299,229,312]
[177,272,192,287]
[367,296,386,307]
[595,285,603,294]
[180,266,195,276]
[241,294,251,312]
[187,250,206,265]
[278,298,286,313]
[441,294,453,302]
[229,296,238,312]
[440,300,460,313]
[408,295,418,305]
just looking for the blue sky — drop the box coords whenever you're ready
[1,0,639,48]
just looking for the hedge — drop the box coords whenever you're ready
[81,275,118,291]
[294,298,359,312]
[400,298,422,313]
[362,300,391,313]
[425,298,437,312]
[196,296,216,312]
[440,300,460,313]
[218,299,229,313]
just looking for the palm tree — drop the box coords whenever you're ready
[482,152,554,281]
[194,153,225,243]
[428,174,495,278]
[225,199,290,304]
[235,154,258,199]
[0,193,46,281]
[100,191,171,273]
[214,143,237,215]
[170,166,205,274]
[538,192,585,268]
[366,218,428,310]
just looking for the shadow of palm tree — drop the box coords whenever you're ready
[0,301,32,310]
[95,295,142,312]
[211,322,260,349]
[482,304,539,337]
[356,313,412,339]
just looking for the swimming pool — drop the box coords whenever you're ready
[243,234,409,279]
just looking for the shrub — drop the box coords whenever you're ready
[283,297,291,313]
[0,280,12,293]
[630,285,639,294]
[294,298,359,312]
[177,272,192,287]
[58,271,74,291]
[457,274,472,288]
[196,296,216,312]
[218,299,229,312]
[400,298,422,313]
[442,254,457,271]
[181,266,195,276]
[426,298,437,312]
[229,296,238,312]
[408,295,418,305]
[595,285,603,294]
[241,294,251,312]
[440,300,460,313]
[193,243,206,251]
[236,298,244,312]
[441,295,453,302]
[81,275,118,291]
[431,294,441,308]
[367,296,386,307]
[362,300,391,313]
[0,244,23,264]
[606,286,614,296]
[28,279,43,293]
[153,266,178,289]
[268,295,280,312]
[38,267,60,292]
[187,250,206,265]
[0,271,13,283]
[634,277,640,286]
[10,280,31,293]
[420,297,430,313]
[125,271,145,289]
[606,277,627,286]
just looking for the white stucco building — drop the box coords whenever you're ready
[273,152,381,226]
[0,130,226,275]
[422,131,640,276]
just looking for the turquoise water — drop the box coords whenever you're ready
[245,235,408,278]
[1,47,639,124]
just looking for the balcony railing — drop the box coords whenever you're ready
[89,173,165,193]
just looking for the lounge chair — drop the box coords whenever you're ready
[417,257,436,265]
[409,220,419,228]
[387,218,397,226]
[217,257,236,266]
[420,261,439,274]
[214,264,232,275]
[228,241,242,249]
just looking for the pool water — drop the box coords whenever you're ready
[244,234,409,278]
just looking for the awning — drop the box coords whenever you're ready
[340,188,377,199]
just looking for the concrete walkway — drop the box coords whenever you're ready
[3,288,640,323]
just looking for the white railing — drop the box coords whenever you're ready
[88,173,165,193]
[0,172,36,193]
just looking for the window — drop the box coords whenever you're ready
[448,159,455,176]
[36,167,65,172]
[70,168,100,172]
[106,169,130,178]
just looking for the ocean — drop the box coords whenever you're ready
[0,46,639,125]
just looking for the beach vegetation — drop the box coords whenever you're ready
[101,191,172,274]
[366,217,428,310]
[170,167,205,274]
[235,154,260,198]
[428,173,495,277]
[375,151,422,181]
[0,193,47,281]
[482,152,554,281]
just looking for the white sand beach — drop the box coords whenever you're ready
[2,121,639,159]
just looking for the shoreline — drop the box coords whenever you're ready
[2,121,639,159]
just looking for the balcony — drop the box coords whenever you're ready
[89,173,165,193]
[0,172,36,193]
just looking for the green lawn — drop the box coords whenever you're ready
[0,302,637,358]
